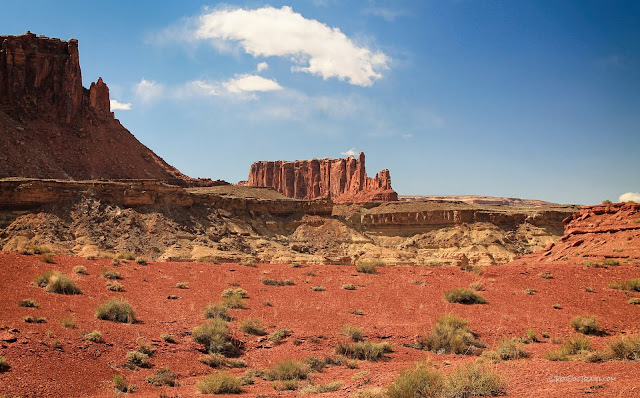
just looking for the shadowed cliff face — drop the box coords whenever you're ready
[245,152,398,202]
[0,32,225,186]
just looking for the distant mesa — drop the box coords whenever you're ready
[242,152,398,202]
[0,32,225,187]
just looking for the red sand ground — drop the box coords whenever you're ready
[0,250,639,397]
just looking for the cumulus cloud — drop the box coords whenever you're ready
[257,62,269,72]
[341,148,357,157]
[109,99,131,111]
[135,79,164,102]
[619,192,640,202]
[192,6,389,86]
[223,74,283,93]
[171,75,282,100]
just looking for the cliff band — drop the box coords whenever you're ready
[245,152,398,202]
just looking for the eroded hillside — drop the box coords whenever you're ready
[0,179,577,266]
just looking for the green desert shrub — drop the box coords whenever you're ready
[629,298,640,305]
[135,337,155,355]
[494,338,529,360]
[203,303,232,321]
[609,278,640,292]
[35,271,82,294]
[387,362,504,398]
[300,381,343,394]
[175,282,189,289]
[199,353,228,368]
[419,314,485,355]
[268,328,293,345]
[602,258,620,266]
[106,281,124,291]
[146,367,177,386]
[84,330,103,342]
[196,372,243,394]
[355,261,379,274]
[126,350,150,367]
[18,298,39,308]
[221,288,248,298]
[95,299,136,323]
[341,283,356,290]
[310,285,326,291]
[240,318,267,336]
[263,359,312,381]
[221,294,245,309]
[335,341,392,361]
[262,278,295,286]
[72,265,87,275]
[445,362,505,397]
[444,288,486,304]
[469,280,485,291]
[113,374,129,392]
[101,269,121,279]
[340,324,364,342]
[524,329,538,343]
[387,364,442,398]
[135,257,147,265]
[546,335,593,361]
[192,318,241,357]
[538,272,554,279]
[606,335,640,361]
[570,315,601,335]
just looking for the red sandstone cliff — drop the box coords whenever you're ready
[0,32,224,186]
[244,152,398,202]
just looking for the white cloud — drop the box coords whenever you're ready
[168,75,283,100]
[402,133,413,139]
[363,7,407,22]
[223,74,283,94]
[257,62,269,72]
[192,6,389,86]
[341,148,356,157]
[619,192,640,203]
[135,79,164,102]
[109,99,131,111]
[174,80,219,98]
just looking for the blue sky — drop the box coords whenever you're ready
[4,1,639,204]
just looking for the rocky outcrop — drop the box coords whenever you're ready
[245,152,398,202]
[0,32,224,186]
[516,202,640,264]
[0,32,84,122]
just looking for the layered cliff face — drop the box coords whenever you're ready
[0,179,577,265]
[0,32,223,186]
[245,152,398,202]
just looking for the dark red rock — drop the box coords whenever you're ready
[0,32,225,187]
[245,152,398,202]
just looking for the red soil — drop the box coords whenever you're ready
[1,251,639,397]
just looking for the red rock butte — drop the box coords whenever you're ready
[0,32,224,187]
[244,152,398,202]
